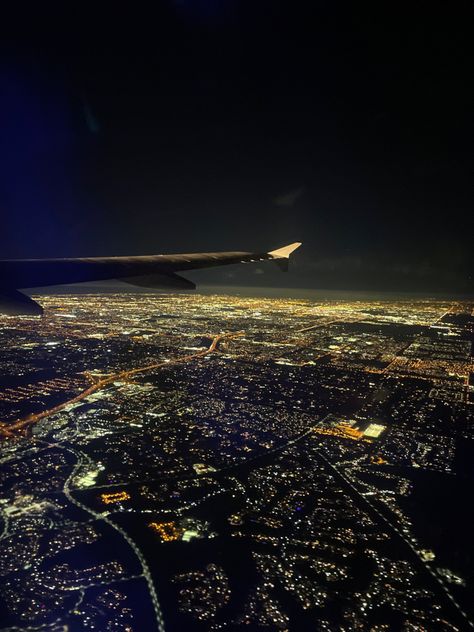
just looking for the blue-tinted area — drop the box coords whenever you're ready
[0,65,82,257]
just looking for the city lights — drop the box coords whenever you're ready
[0,293,472,630]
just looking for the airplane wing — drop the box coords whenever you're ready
[0,242,302,315]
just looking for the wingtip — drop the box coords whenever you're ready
[268,242,302,259]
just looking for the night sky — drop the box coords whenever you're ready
[0,2,472,293]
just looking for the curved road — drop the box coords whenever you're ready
[0,332,242,439]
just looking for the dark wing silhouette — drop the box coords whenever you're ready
[0,243,301,315]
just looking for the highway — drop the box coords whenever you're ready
[315,447,474,629]
[0,331,242,439]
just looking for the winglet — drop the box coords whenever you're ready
[268,242,302,259]
[268,242,302,271]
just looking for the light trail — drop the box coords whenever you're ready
[61,445,167,632]
[315,446,474,629]
[0,332,242,439]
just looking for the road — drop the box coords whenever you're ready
[0,333,245,631]
[0,332,242,440]
[315,446,473,629]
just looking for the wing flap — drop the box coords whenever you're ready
[122,272,196,290]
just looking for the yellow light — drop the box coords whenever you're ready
[100,491,130,504]
[148,521,183,542]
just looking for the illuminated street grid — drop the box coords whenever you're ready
[0,293,473,631]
